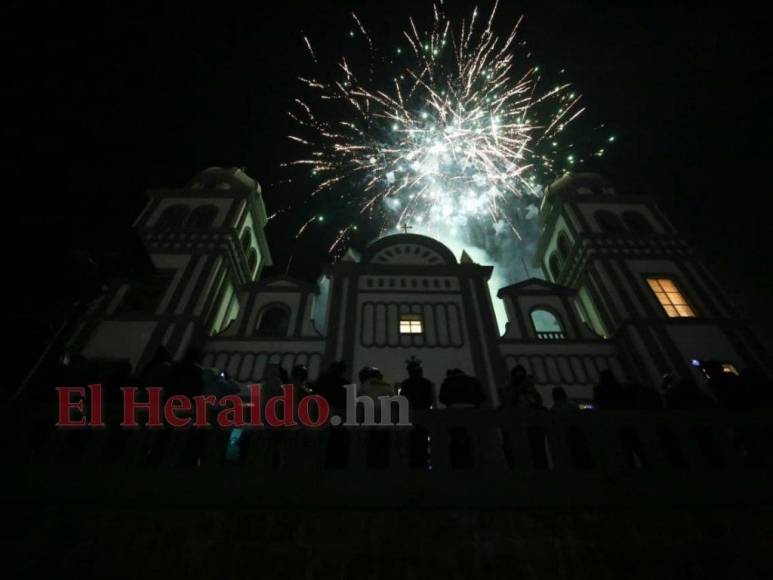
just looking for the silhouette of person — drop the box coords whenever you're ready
[314,360,349,408]
[399,357,434,410]
[167,349,205,398]
[741,367,773,407]
[439,369,485,408]
[262,363,288,400]
[662,375,714,409]
[358,366,394,399]
[551,386,573,411]
[139,346,173,389]
[704,360,747,408]
[502,365,543,410]
[593,369,631,409]
[290,364,312,397]
[631,383,664,409]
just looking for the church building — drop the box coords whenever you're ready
[66,167,770,405]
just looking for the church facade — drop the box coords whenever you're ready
[66,167,770,405]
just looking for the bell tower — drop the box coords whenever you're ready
[74,167,272,370]
[534,172,769,386]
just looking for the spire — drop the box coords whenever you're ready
[460,250,474,264]
[341,248,359,262]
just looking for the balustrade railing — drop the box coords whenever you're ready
[536,331,565,340]
[5,404,772,507]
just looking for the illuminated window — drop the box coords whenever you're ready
[399,314,423,334]
[722,363,739,375]
[646,278,695,318]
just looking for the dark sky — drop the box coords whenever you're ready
[5,1,773,381]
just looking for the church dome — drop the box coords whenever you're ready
[544,172,615,198]
[539,172,615,224]
[362,233,457,265]
[187,167,261,194]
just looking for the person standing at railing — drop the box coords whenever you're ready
[313,360,349,409]
[593,369,632,409]
[439,368,485,409]
[290,364,313,398]
[399,356,434,410]
[661,375,715,409]
[704,360,749,408]
[741,367,773,407]
[139,347,178,465]
[550,387,574,412]
[171,349,208,466]
[399,357,434,469]
[500,365,543,410]
[261,363,287,400]
[138,346,174,395]
[630,382,665,409]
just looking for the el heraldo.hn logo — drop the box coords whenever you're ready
[56,382,412,429]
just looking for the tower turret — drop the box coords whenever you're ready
[72,168,272,370]
[535,172,769,385]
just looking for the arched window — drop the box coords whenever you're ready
[247,249,258,275]
[187,205,218,229]
[557,232,571,262]
[255,304,290,337]
[548,253,561,281]
[595,210,624,233]
[241,227,253,252]
[156,205,189,229]
[622,211,653,234]
[531,308,565,340]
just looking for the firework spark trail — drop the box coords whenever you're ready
[302,35,317,64]
[288,2,611,256]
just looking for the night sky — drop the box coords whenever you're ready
[5,1,772,388]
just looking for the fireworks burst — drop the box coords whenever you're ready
[288,1,605,255]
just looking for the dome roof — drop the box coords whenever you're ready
[187,167,260,193]
[544,172,614,198]
[361,233,457,265]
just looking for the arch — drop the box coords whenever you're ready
[255,303,291,337]
[363,234,457,265]
[188,205,218,229]
[530,307,565,340]
[595,210,624,233]
[186,167,258,194]
[156,205,189,229]
[548,253,561,282]
[241,227,253,252]
[622,210,653,234]
[557,232,571,262]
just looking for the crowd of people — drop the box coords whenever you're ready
[42,347,773,413]
[19,349,771,468]
[303,356,486,412]
[303,357,773,412]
